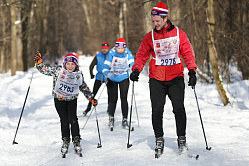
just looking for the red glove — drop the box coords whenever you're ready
[34,51,42,64]
[89,98,98,106]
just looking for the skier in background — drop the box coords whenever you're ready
[102,38,134,131]
[83,42,111,116]
[33,52,98,157]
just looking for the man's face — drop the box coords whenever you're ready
[151,15,167,31]
[101,48,109,54]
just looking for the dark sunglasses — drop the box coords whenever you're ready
[102,43,109,46]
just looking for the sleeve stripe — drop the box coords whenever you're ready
[128,59,134,63]
[104,61,111,66]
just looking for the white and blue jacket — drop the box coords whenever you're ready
[102,48,134,83]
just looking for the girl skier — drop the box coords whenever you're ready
[34,52,98,157]
[102,38,134,131]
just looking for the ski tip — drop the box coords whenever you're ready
[206,147,212,151]
[195,155,199,160]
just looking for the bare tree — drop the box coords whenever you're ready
[207,0,229,105]
[10,0,17,76]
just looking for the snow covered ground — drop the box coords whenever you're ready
[0,55,249,166]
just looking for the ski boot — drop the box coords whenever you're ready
[61,137,70,158]
[122,118,129,130]
[155,137,164,158]
[108,116,114,131]
[72,136,83,157]
[177,136,188,154]
[83,104,91,117]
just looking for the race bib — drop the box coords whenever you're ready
[110,56,128,75]
[54,69,82,97]
[152,27,181,66]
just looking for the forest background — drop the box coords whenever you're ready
[0,0,248,105]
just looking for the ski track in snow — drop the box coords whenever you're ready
[0,55,249,166]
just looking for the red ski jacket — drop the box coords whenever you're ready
[132,20,197,81]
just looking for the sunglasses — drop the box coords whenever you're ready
[102,44,109,46]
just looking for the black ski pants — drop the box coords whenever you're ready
[54,98,80,139]
[107,78,129,118]
[149,77,186,138]
[86,79,110,110]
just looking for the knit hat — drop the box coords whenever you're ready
[101,42,110,49]
[64,54,78,68]
[151,2,168,17]
[115,38,126,48]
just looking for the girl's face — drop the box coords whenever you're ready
[116,47,125,54]
[65,62,76,73]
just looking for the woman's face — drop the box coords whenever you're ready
[65,62,76,72]
[116,47,125,54]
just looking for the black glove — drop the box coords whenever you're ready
[188,69,196,87]
[130,69,140,81]
[91,74,95,79]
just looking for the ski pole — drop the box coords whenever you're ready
[82,82,106,129]
[94,106,102,148]
[192,86,211,150]
[127,81,135,148]
[133,92,139,127]
[12,63,37,145]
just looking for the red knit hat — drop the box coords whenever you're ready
[64,54,78,68]
[101,42,110,49]
[115,38,126,48]
[151,2,168,17]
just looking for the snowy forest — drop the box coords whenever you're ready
[0,0,248,82]
[0,0,249,165]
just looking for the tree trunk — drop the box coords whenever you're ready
[143,1,153,34]
[118,0,124,38]
[82,0,92,34]
[21,0,29,71]
[207,0,229,106]
[10,0,17,76]
[123,0,128,47]
[0,6,4,73]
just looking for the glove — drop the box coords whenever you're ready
[130,69,140,81]
[107,72,114,79]
[89,98,98,106]
[188,69,197,87]
[33,51,42,64]
[91,74,95,79]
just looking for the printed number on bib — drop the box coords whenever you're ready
[161,58,176,66]
[59,83,74,93]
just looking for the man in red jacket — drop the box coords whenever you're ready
[130,2,197,158]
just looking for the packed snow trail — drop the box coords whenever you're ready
[0,55,249,166]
